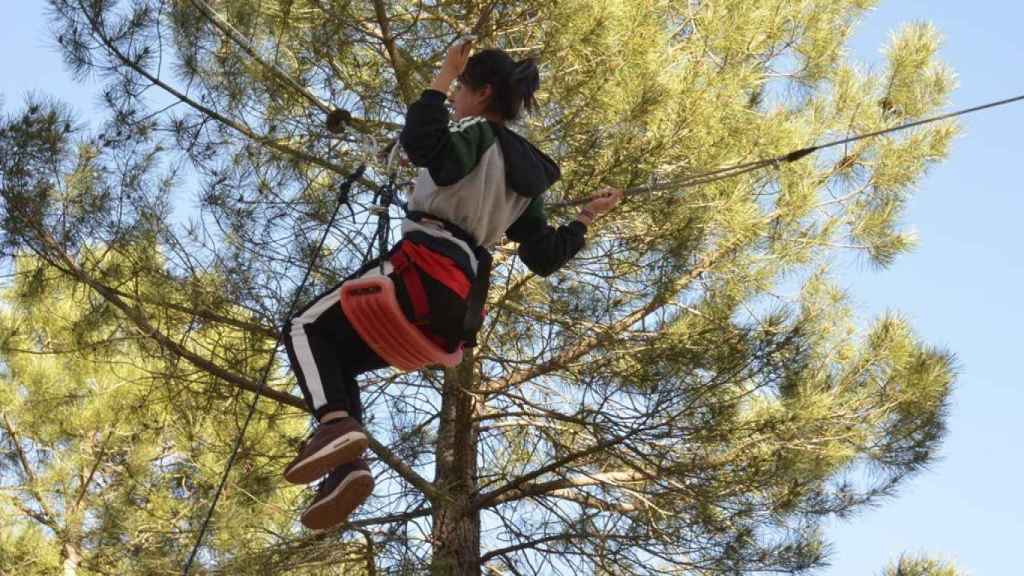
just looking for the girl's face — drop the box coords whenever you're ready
[450,80,492,121]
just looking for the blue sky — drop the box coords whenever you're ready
[3,2,1020,575]
[828,2,1024,574]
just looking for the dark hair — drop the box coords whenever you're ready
[459,48,540,122]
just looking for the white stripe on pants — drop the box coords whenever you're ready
[287,263,392,411]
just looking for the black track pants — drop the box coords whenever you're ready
[282,241,468,423]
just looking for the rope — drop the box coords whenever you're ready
[550,93,1024,209]
[182,163,366,575]
[375,139,406,273]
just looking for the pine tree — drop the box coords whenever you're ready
[883,554,968,576]
[2,0,959,574]
[0,253,365,575]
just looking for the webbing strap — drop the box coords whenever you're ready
[392,246,430,325]
[400,240,471,298]
[405,210,480,248]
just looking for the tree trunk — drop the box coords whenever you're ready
[61,542,81,576]
[431,350,481,576]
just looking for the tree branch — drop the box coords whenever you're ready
[17,212,445,504]
[481,469,649,509]
[71,428,116,515]
[480,532,574,565]
[0,413,60,532]
[368,436,442,502]
[103,284,278,340]
[48,237,307,408]
[371,0,418,105]
[474,426,650,510]
[75,1,360,178]
[184,0,332,114]
[482,248,724,396]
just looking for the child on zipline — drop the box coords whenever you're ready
[282,39,623,530]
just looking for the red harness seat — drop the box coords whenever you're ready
[340,275,464,371]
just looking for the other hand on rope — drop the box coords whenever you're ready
[577,187,624,226]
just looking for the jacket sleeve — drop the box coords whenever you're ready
[505,196,587,277]
[399,90,494,186]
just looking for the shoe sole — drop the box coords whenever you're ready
[300,470,374,530]
[283,431,368,485]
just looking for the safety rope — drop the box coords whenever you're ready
[182,163,366,574]
[550,93,1024,208]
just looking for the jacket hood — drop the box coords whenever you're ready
[491,124,561,198]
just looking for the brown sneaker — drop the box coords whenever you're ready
[300,459,373,530]
[283,417,368,485]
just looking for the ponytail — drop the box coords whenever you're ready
[461,49,541,122]
[510,58,540,116]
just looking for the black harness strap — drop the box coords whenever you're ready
[405,211,492,346]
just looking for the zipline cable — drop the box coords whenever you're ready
[550,92,1024,209]
[182,163,366,575]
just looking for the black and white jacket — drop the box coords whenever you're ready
[399,89,587,278]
